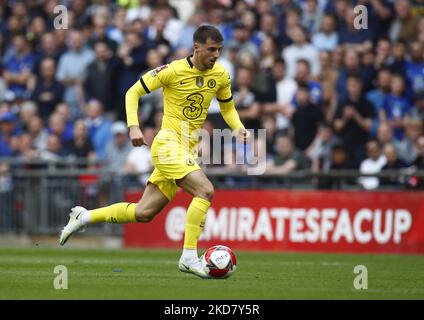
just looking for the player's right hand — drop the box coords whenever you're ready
[129,126,147,147]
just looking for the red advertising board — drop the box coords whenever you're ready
[124,189,424,254]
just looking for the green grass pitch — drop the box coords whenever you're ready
[0,247,423,299]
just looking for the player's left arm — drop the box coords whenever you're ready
[217,70,250,143]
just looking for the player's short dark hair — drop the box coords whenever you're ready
[193,25,223,44]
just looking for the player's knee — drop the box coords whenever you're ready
[135,205,155,223]
[198,183,214,201]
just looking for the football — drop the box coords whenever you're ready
[200,245,237,278]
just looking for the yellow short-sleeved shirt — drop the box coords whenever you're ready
[138,57,233,200]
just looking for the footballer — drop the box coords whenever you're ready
[59,25,249,279]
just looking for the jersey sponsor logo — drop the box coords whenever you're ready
[183,93,204,120]
[207,79,216,88]
[196,76,204,88]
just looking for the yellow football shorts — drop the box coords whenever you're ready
[147,131,201,201]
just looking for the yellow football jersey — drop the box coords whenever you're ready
[133,56,242,147]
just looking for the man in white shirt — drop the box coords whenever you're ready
[282,25,320,78]
[359,139,387,190]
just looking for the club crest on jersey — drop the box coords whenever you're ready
[186,158,195,166]
[196,76,204,88]
[207,79,216,88]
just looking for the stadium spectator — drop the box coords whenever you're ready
[33,32,64,77]
[409,135,424,188]
[278,8,302,49]
[336,49,374,101]
[317,142,356,189]
[293,59,323,106]
[410,135,424,170]
[315,50,338,122]
[48,112,72,147]
[267,134,310,175]
[358,139,387,190]
[262,58,297,131]
[381,74,410,140]
[311,14,338,52]
[27,16,47,49]
[380,143,408,186]
[258,36,279,73]
[233,67,261,130]
[0,112,21,157]
[366,67,392,137]
[260,115,278,157]
[257,12,281,52]
[405,41,424,98]
[388,39,408,78]
[389,0,420,43]
[87,12,118,54]
[14,133,39,162]
[97,121,133,205]
[300,0,323,35]
[116,30,152,120]
[3,34,35,99]
[373,38,392,70]
[337,4,373,54]
[66,119,96,166]
[27,116,48,151]
[83,99,112,161]
[334,74,376,167]
[376,121,402,156]
[84,41,119,117]
[29,57,64,122]
[39,134,68,162]
[398,118,423,164]
[282,25,319,78]
[289,84,324,151]
[408,90,424,125]
[56,29,95,119]
[175,10,206,51]
[227,20,260,61]
[306,122,341,172]
[123,126,154,185]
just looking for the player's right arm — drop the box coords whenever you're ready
[125,64,172,146]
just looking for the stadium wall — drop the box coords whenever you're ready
[124,190,424,255]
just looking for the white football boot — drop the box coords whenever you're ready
[178,258,211,279]
[59,206,87,245]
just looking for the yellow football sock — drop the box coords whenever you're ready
[90,203,137,223]
[183,197,211,250]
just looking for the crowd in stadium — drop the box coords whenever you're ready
[0,0,424,190]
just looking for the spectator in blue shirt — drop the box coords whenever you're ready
[312,14,339,52]
[366,68,392,137]
[3,34,35,99]
[294,59,323,107]
[83,99,113,161]
[382,74,411,140]
[405,41,424,99]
